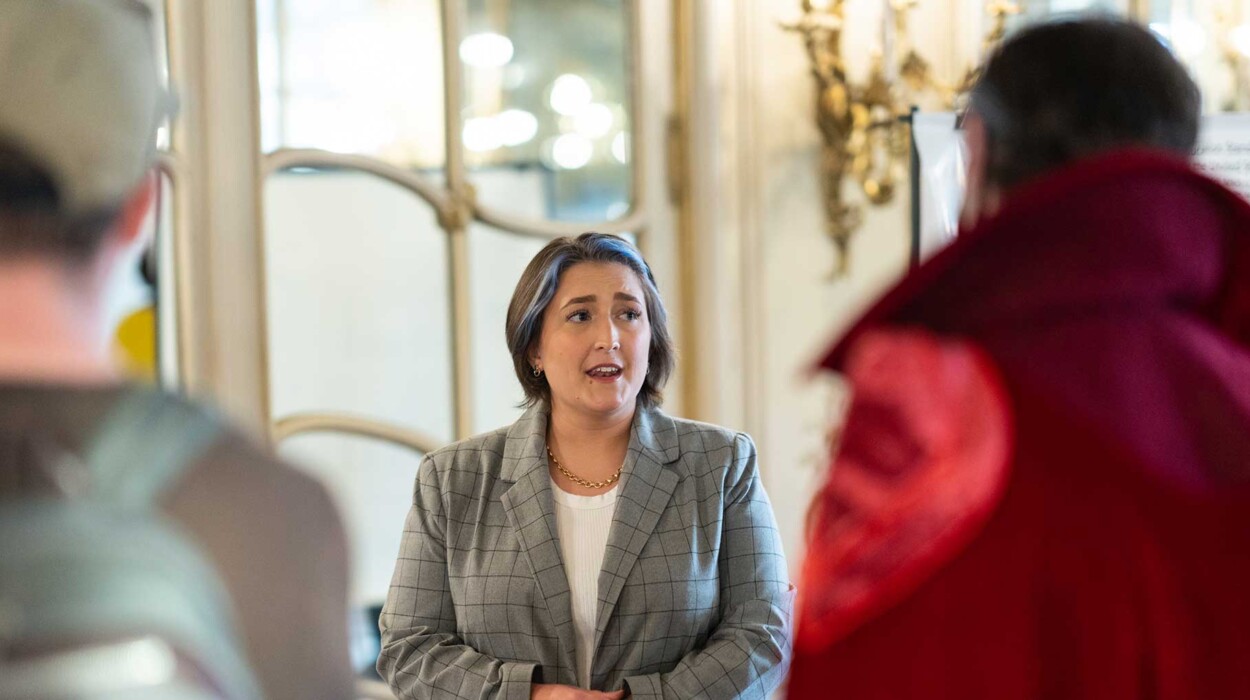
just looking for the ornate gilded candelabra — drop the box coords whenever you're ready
[1216,5,1250,112]
[783,0,1019,276]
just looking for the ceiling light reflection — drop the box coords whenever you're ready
[548,134,593,169]
[460,32,514,68]
[574,103,614,139]
[497,109,539,147]
[549,74,593,116]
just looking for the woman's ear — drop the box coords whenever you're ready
[959,112,1002,228]
[115,169,159,246]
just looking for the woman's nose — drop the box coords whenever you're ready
[595,320,621,351]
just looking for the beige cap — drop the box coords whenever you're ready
[0,0,173,214]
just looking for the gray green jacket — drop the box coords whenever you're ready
[378,403,792,699]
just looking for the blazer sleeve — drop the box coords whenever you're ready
[377,456,538,700]
[623,433,794,699]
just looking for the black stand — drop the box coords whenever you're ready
[904,106,921,269]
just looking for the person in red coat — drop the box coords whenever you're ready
[789,17,1250,700]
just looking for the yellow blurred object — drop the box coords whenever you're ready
[114,305,157,382]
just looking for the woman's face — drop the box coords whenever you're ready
[530,261,652,423]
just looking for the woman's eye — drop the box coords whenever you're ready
[622,309,642,321]
[568,310,590,322]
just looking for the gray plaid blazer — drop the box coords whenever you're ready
[378,403,792,699]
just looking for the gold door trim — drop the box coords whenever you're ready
[272,412,443,457]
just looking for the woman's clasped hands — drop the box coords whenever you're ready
[531,683,626,700]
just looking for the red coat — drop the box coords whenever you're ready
[789,150,1250,699]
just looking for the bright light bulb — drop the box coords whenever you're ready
[459,32,514,68]
[463,116,502,152]
[549,74,593,116]
[549,134,593,169]
[574,103,614,139]
[496,109,539,147]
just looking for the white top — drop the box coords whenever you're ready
[551,479,618,689]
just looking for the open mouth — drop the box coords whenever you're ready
[586,364,622,379]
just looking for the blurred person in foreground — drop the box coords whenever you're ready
[789,16,1250,700]
[0,1,352,697]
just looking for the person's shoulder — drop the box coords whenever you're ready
[423,424,513,476]
[174,414,341,528]
[153,397,354,700]
[116,388,342,543]
[667,414,746,452]
[653,410,754,478]
[796,327,1013,650]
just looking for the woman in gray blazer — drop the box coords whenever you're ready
[378,233,791,699]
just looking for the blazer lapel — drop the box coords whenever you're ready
[499,404,579,678]
[593,408,681,649]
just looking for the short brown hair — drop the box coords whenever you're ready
[970,17,1200,189]
[505,232,675,409]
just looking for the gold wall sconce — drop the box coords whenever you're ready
[783,1,1018,276]
[1214,5,1250,112]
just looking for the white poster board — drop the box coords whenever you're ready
[1194,114,1250,199]
[912,112,966,262]
[912,112,1250,261]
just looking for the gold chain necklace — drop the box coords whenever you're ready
[546,445,622,490]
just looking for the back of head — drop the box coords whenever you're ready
[0,0,171,261]
[970,16,1201,190]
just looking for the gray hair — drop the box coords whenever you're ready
[505,232,675,409]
